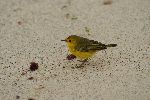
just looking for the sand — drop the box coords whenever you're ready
[0,0,150,100]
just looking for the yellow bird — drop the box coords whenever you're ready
[61,35,117,67]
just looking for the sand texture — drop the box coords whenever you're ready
[0,0,150,100]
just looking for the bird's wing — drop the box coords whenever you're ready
[76,45,89,52]
[75,39,107,52]
[87,40,107,50]
[75,37,90,52]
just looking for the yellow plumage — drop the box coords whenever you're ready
[67,41,96,59]
[62,35,117,60]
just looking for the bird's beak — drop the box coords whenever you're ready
[61,39,67,42]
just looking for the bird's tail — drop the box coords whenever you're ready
[106,44,117,47]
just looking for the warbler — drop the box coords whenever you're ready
[61,35,117,67]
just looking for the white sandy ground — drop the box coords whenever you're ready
[0,0,150,100]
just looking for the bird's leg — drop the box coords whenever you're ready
[76,59,88,68]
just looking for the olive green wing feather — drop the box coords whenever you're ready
[75,38,107,52]
[87,40,107,50]
[75,37,90,52]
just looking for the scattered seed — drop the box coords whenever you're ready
[16,95,20,99]
[17,21,22,25]
[30,62,39,71]
[28,77,34,80]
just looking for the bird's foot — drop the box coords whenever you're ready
[76,59,88,68]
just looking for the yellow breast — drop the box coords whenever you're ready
[68,44,96,59]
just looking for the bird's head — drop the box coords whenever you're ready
[61,35,79,47]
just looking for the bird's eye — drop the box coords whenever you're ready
[69,40,71,42]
